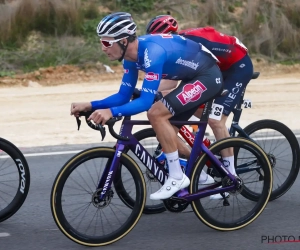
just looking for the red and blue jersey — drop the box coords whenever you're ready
[179,27,248,71]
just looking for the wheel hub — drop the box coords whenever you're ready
[267,153,276,168]
[92,188,114,208]
[222,176,243,195]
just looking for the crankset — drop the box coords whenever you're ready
[163,197,189,212]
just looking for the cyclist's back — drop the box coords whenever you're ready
[179,27,247,71]
[120,33,221,118]
[126,34,218,81]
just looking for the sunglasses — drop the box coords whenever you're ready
[100,37,128,48]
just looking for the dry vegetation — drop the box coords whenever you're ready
[0,0,83,46]
[152,0,300,60]
[0,0,299,79]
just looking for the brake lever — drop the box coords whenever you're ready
[76,113,119,141]
[76,117,81,130]
[98,124,106,141]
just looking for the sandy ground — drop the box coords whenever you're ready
[1,69,300,148]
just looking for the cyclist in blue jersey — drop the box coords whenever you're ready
[70,12,224,200]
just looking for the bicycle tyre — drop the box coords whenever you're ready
[0,138,30,222]
[241,119,300,201]
[50,147,146,246]
[191,137,272,230]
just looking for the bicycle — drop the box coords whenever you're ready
[130,71,300,213]
[0,137,30,222]
[50,99,273,246]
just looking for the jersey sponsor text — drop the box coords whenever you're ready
[175,57,199,70]
[145,72,159,81]
[176,81,207,105]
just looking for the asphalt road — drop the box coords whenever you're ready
[1,136,300,250]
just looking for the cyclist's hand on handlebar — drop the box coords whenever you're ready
[87,108,113,126]
[70,102,92,117]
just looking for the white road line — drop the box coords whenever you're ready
[253,135,300,140]
[0,150,81,159]
[0,232,10,237]
[0,145,154,158]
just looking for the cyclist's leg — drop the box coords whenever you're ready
[170,108,215,185]
[209,55,253,198]
[148,64,223,200]
[156,85,196,159]
[156,81,215,182]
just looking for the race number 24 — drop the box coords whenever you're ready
[243,99,252,108]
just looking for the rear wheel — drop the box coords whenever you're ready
[191,137,272,230]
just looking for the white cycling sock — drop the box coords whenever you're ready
[223,156,236,175]
[165,150,183,180]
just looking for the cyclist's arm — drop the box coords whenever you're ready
[110,68,163,117]
[158,79,178,91]
[108,42,166,117]
[90,62,138,110]
[110,48,166,117]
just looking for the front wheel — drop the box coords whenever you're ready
[51,147,146,246]
[191,137,272,231]
[0,138,30,222]
[241,119,300,201]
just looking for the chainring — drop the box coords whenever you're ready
[163,198,189,212]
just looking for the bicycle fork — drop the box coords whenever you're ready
[96,144,125,201]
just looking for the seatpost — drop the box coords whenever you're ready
[200,101,213,122]
[231,86,246,124]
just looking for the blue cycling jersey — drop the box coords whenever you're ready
[91,34,217,117]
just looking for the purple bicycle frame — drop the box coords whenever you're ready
[98,119,237,202]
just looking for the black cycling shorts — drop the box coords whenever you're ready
[214,54,253,116]
[160,64,224,121]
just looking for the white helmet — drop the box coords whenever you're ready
[97,12,137,39]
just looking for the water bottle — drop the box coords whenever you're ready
[189,115,212,147]
[155,151,166,165]
[154,150,169,173]
[155,150,188,174]
[203,135,211,147]
[193,127,211,147]
[202,135,212,167]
